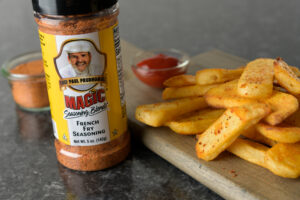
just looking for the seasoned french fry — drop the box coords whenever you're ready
[264,90,298,125]
[135,97,207,127]
[237,58,274,98]
[204,80,259,108]
[265,143,300,178]
[290,66,300,77]
[274,58,300,94]
[227,138,269,167]
[196,67,244,85]
[135,56,300,179]
[162,84,220,100]
[256,123,300,143]
[242,126,277,146]
[163,75,196,87]
[285,109,300,126]
[165,109,224,135]
[293,93,300,103]
[195,103,271,161]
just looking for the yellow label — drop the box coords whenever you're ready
[39,23,127,146]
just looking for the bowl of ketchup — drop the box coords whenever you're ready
[131,49,190,88]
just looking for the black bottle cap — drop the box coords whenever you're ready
[32,0,118,15]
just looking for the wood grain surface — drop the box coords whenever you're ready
[122,40,300,200]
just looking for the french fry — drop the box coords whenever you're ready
[196,67,244,85]
[135,97,207,127]
[242,126,277,146]
[290,66,300,77]
[285,109,300,126]
[204,80,260,108]
[162,84,220,100]
[293,93,300,103]
[135,56,300,179]
[227,138,269,167]
[165,109,224,135]
[195,103,271,161]
[265,143,300,178]
[272,67,300,84]
[237,58,274,98]
[274,58,300,94]
[264,90,298,125]
[163,75,196,87]
[256,123,300,143]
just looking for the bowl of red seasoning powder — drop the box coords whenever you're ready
[131,49,190,88]
[2,52,50,111]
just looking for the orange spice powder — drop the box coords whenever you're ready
[10,60,49,109]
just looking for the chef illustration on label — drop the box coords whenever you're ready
[56,39,105,91]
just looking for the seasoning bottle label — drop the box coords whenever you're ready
[39,23,127,146]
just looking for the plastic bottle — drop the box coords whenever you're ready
[32,0,130,171]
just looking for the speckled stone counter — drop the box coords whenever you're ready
[0,106,221,200]
[0,0,300,199]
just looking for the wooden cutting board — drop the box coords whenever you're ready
[121,40,300,200]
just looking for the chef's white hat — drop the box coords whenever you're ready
[64,40,93,53]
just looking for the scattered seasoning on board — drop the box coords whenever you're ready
[32,0,130,171]
[230,170,238,177]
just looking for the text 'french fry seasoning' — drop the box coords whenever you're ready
[32,0,130,171]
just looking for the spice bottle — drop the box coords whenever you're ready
[32,0,130,171]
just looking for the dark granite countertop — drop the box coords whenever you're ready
[0,0,299,199]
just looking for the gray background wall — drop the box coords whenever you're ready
[0,0,299,66]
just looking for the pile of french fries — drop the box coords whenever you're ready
[135,57,300,178]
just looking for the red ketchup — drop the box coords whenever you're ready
[132,54,186,88]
